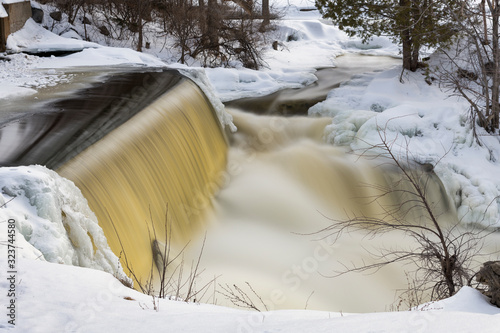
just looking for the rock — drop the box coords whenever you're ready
[476,261,500,307]
[99,26,110,36]
[31,7,44,24]
[457,68,478,81]
[50,11,62,22]
[82,16,91,25]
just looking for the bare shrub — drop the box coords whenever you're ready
[44,0,277,69]
[109,204,217,309]
[218,282,269,311]
[314,122,493,305]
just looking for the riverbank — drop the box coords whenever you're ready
[224,54,401,115]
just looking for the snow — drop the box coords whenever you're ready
[0,165,130,285]
[308,65,500,227]
[6,19,99,54]
[3,249,500,332]
[0,53,74,99]
[0,1,30,19]
[1,0,500,331]
[0,4,6,19]
[35,46,166,68]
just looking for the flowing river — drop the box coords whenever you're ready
[1,55,479,312]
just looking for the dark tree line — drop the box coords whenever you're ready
[315,0,462,72]
[40,0,275,69]
[315,0,500,135]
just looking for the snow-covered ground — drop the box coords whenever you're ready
[1,0,500,331]
[308,62,500,228]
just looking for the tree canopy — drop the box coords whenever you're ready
[315,0,461,71]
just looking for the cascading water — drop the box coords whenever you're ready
[1,64,458,312]
[183,108,456,312]
[57,78,228,283]
[54,69,456,312]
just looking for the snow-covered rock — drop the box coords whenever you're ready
[0,165,130,285]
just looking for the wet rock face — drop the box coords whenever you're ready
[476,261,500,307]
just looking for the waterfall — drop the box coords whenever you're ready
[1,67,457,311]
[58,78,228,284]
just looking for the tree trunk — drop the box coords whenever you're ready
[207,0,219,49]
[83,5,88,41]
[198,0,206,32]
[400,0,414,71]
[137,16,143,52]
[261,0,270,30]
[411,42,420,71]
[491,0,500,131]
[401,29,413,71]
[482,0,490,44]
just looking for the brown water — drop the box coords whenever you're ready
[57,79,227,283]
[186,108,456,312]
[51,62,458,312]
[2,58,464,312]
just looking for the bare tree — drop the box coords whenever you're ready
[45,0,275,68]
[437,0,500,135]
[314,122,492,303]
[158,0,202,64]
[107,0,153,51]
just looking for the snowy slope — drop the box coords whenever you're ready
[3,252,500,332]
[309,65,500,227]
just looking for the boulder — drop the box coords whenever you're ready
[31,7,44,24]
[476,261,500,307]
[49,11,62,22]
[99,25,110,36]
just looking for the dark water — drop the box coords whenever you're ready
[0,69,183,168]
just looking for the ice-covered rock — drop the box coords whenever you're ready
[0,165,131,286]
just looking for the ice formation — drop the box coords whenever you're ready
[0,165,131,285]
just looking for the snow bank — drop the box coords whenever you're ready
[4,252,500,332]
[0,53,74,99]
[419,286,500,314]
[205,66,317,102]
[6,18,165,68]
[6,18,100,54]
[0,165,130,284]
[35,46,166,68]
[309,67,500,227]
[0,4,6,19]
